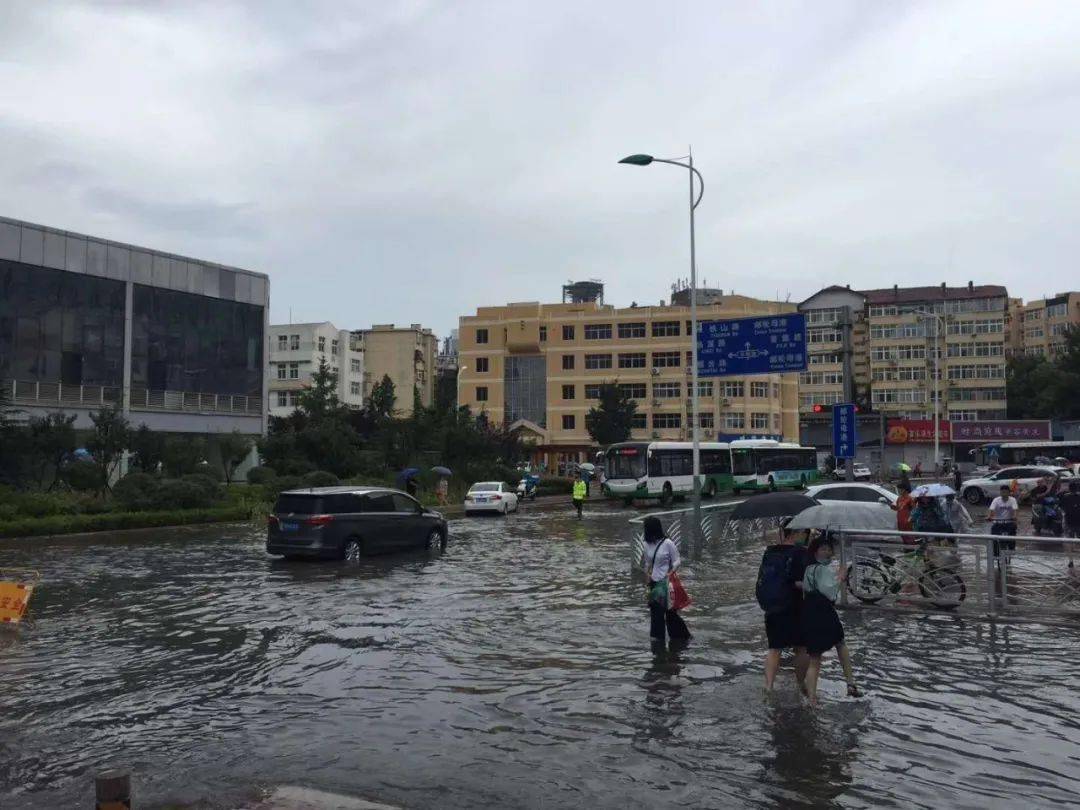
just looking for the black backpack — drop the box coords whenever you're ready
[756,547,794,615]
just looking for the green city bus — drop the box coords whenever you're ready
[602,441,735,505]
[729,439,819,493]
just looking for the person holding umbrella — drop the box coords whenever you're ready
[801,533,860,706]
[432,466,452,506]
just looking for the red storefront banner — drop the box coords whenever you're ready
[950,420,1052,443]
[886,419,951,445]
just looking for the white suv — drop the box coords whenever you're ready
[960,466,1060,505]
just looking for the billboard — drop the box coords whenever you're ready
[950,420,1052,443]
[697,313,807,377]
[886,419,951,445]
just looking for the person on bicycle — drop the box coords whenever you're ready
[756,520,809,694]
[989,484,1019,557]
[801,533,860,707]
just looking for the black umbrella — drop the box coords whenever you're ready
[730,492,817,520]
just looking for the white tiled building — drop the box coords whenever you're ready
[267,322,364,416]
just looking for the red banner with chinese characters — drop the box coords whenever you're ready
[950,420,1052,443]
[886,419,951,444]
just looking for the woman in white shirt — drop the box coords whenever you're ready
[640,516,691,646]
[988,484,1019,557]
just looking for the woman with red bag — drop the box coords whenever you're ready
[640,516,692,647]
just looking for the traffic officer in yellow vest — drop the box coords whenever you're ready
[572,475,587,519]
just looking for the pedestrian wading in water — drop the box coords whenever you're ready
[572,475,587,519]
[801,533,860,706]
[640,516,691,647]
[756,519,809,693]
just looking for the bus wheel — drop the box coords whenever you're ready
[733,487,741,496]
[705,480,717,499]
[768,476,777,492]
[661,482,674,507]
[800,474,807,489]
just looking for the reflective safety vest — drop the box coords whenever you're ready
[573,480,587,500]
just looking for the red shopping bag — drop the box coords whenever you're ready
[668,571,691,612]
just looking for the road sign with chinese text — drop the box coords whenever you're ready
[833,403,857,459]
[697,313,808,377]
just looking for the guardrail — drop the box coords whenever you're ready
[3,379,262,416]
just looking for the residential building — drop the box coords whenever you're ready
[0,215,268,436]
[267,322,364,416]
[458,283,800,475]
[437,329,459,376]
[354,324,438,415]
[1017,292,1080,358]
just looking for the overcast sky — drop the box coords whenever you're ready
[2,1,1079,337]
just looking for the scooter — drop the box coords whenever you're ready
[1032,495,1065,537]
[516,474,540,501]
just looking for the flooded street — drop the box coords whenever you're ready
[2,503,1080,809]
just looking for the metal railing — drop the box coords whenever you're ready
[4,379,262,416]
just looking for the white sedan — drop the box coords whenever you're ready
[464,482,519,516]
[806,482,897,505]
[960,466,1063,505]
[832,463,872,481]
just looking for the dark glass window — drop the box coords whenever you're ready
[476,357,489,372]
[652,321,680,337]
[476,328,489,344]
[562,414,575,429]
[505,355,546,427]
[618,322,646,339]
[131,284,264,396]
[619,353,646,368]
[584,384,603,399]
[476,386,488,401]
[584,323,612,340]
[562,384,575,400]
[562,324,575,340]
[0,260,126,386]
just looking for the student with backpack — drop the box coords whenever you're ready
[801,533,860,707]
[756,521,809,693]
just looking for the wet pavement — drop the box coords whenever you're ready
[2,503,1080,809]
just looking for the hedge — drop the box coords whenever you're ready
[0,504,255,539]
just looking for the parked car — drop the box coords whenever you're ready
[832,463,872,481]
[267,486,447,561]
[960,466,1063,505]
[806,482,897,505]
[464,481,519,516]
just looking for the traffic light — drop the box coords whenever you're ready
[813,404,824,413]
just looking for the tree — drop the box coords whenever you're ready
[1006,331,1080,421]
[435,369,458,412]
[28,411,78,490]
[163,435,207,477]
[298,356,348,421]
[216,430,253,484]
[585,383,638,447]
[368,374,396,420]
[129,425,166,474]
[85,407,130,493]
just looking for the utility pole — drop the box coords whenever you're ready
[841,305,855,482]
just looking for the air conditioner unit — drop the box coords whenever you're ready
[651,367,661,376]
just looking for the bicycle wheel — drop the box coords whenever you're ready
[919,568,966,610]
[846,561,890,604]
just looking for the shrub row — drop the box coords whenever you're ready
[0,504,254,539]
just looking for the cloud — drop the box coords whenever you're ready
[0,0,1078,334]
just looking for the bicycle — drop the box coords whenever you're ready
[846,539,967,610]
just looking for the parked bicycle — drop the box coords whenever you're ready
[846,539,967,610]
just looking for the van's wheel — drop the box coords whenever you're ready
[427,529,447,551]
[964,487,984,506]
[342,537,362,563]
[661,483,674,507]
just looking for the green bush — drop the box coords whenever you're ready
[267,475,304,499]
[0,503,18,521]
[62,460,101,493]
[156,479,210,510]
[302,470,338,487]
[7,491,80,518]
[180,473,224,502]
[0,504,253,538]
[246,466,276,485]
[113,472,161,511]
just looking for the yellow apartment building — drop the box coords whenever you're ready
[1017,292,1080,359]
[353,324,438,415]
[457,288,800,475]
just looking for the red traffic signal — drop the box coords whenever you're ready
[813,404,824,413]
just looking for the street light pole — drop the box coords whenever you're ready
[619,151,705,546]
[915,310,944,473]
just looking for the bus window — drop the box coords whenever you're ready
[702,449,731,474]
[732,449,756,475]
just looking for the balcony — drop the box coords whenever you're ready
[4,379,262,416]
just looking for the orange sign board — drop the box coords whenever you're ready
[0,581,34,624]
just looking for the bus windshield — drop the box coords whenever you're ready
[606,446,647,479]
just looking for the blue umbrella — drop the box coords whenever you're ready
[396,467,421,486]
[431,466,452,477]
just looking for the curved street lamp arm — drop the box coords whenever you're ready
[653,158,705,210]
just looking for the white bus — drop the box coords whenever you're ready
[602,441,735,505]
[729,439,820,493]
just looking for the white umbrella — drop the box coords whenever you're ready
[912,483,955,498]
[578,463,596,472]
[786,502,896,532]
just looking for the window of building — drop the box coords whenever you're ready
[1051,322,1071,336]
[946,319,1004,336]
[350,358,361,372]
[722,381,744,399]
[539,326,547,342]
[585,354,612,370]
[751,412,769,429]
[277,334,288,350]
[685,351,694,367]
[476,328,489,344]
[290,334,300,350]
[562,324,575,341]
[562,384,575,400]
[584,384,603,399]
[619,383,647,399]
[562,354,575,370]
[799,391,843,407]
[653,413,681,429]
[723,412,745,429]
[950,410,978,421]
[652,321,680,337]
[1047,302,1069,319]
[331,339,339,356]
[562,414,576,430]
[808,353,842,365]
[276,391,287,407]
[871,389,926,404]
[476,386,489,402]
[276,364,287,380]
[698,412,714,428]
[947,364,1006,380]
[807,328,841,343]
[476,357,490,373]
[631,413,647,430]
[800,371,846,385]
[318,336,326,352]
[653,382,681,398]
[584,323,612,340]
[288,391,299,406]
[350,381,361,395]
[751,381,769,398]
[618,322,646,339]
[288,363,299,380]
[652,351,680,368]
[697,381,713,397]
[619,352,647,368]
[806,308,843,325]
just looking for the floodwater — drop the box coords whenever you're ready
[2,504,1080,809]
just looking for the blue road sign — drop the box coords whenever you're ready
[697,313,808,377]
[833,403,857,459]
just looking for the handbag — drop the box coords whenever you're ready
[646,539,670,607]
[668,571,691,612]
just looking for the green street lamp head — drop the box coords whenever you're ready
[618,154,654,166]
